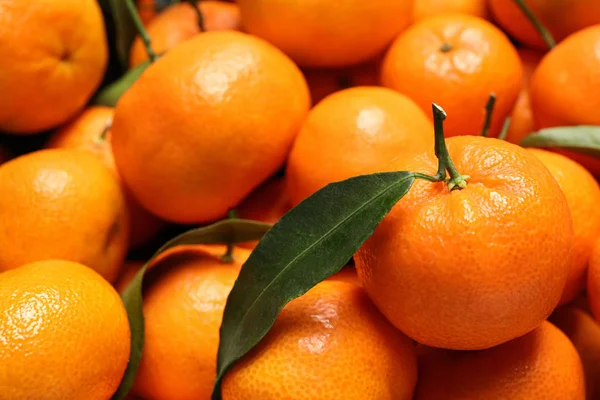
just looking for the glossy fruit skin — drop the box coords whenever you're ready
[0,149,129,282]
[356,136,573,350]
[382,14,522,138]
[530,26,600,177]
[0,0,107,134]
[129,1,241,67]
[133,245,251,400]
[0,260,130,400]
[588,239,600,321]
[47,107,164,248]
[550,306,600,400]
[505,49,544,145]
[221,280,418,400]
[528,149,600,304]
[236,0,413,67]
[112,31,310,223]
[286,86,433,206]
[413,0,487,21]
[414,321,585,399]
[488,0,600,50]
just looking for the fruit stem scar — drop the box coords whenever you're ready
[480,93,496,138]
[432,103,469,190]
[184,0,206,32]
[512,0,556,49]
[440,42,453,53]
[124,0,158,62]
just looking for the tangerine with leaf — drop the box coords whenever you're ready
[355,105,573,350]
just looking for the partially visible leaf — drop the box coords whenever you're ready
[521,126,600,158]
[212,171,416,400]
[111,219,272,400]
[93,58,154,106]
[108,0,138,68]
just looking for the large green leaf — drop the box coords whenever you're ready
[111,219,272,400]
[93,59,153,106]
[212,171,416,399]
[521,126,600,158]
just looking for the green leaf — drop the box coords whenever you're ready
[107,0,138,68]
[212,171,416,400]
[93,59,153,106]
[520,126,600,158]
[111,219,272,400]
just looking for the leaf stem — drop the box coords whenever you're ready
[480,93,496,138]
[124,0,158,62]
[221,210,238,263]
[512,0,556,49]
[185,0,205,32]
[432,104,469,190]
[95,121,112,145]
[498,117,512,141]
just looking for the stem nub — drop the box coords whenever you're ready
[221,210,238,264]
[440,42,453,53]
[95,121,112,144]
[512,0,556,49]
[432,104,470,191]
[124,0,158,62]
[480,93,496,138]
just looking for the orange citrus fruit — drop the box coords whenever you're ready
[0,0,108,134]
[381,14,522,137]
[530,25,600,177]
[47,106,164,248]
[414,321,585,399]
[528,149,600,304]
[0,149,129,282]
[236,0,413,67]
[489,0,600,49]
[112,31,310,223]
[130,0,241,67]
[356,136,573,350]
[137,0,157,26]
[114,260,146,294]
[504,48,545,145]
[0,259,130,399]
[550,306,600,399]
[587,238,600,321]
[413,0,487,21]
[286,86,433,206]
[221,280,418,400]
[132,244,251,400]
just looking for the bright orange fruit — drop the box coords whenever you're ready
[382,14,522,137]
[48,106,164,248]
[0,0,107,133]
[528,149,600,304]
[286,86,433,206]
[414,321,585,399]
[356,136,573,350]
[112,31,310,223]
[504,49,544,145]
[130,0,241,67]
[550,306,600,400]
[587,239,600,321]
[488,0,600,49]
[0,260,131,399]
[236,0,413,67]
[413,0,487,21]
[222,280,418,400]
[132,245,251,400]
[0,149,129,282]
[530,25,600,177]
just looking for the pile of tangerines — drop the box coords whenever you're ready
[1,0,600,399]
